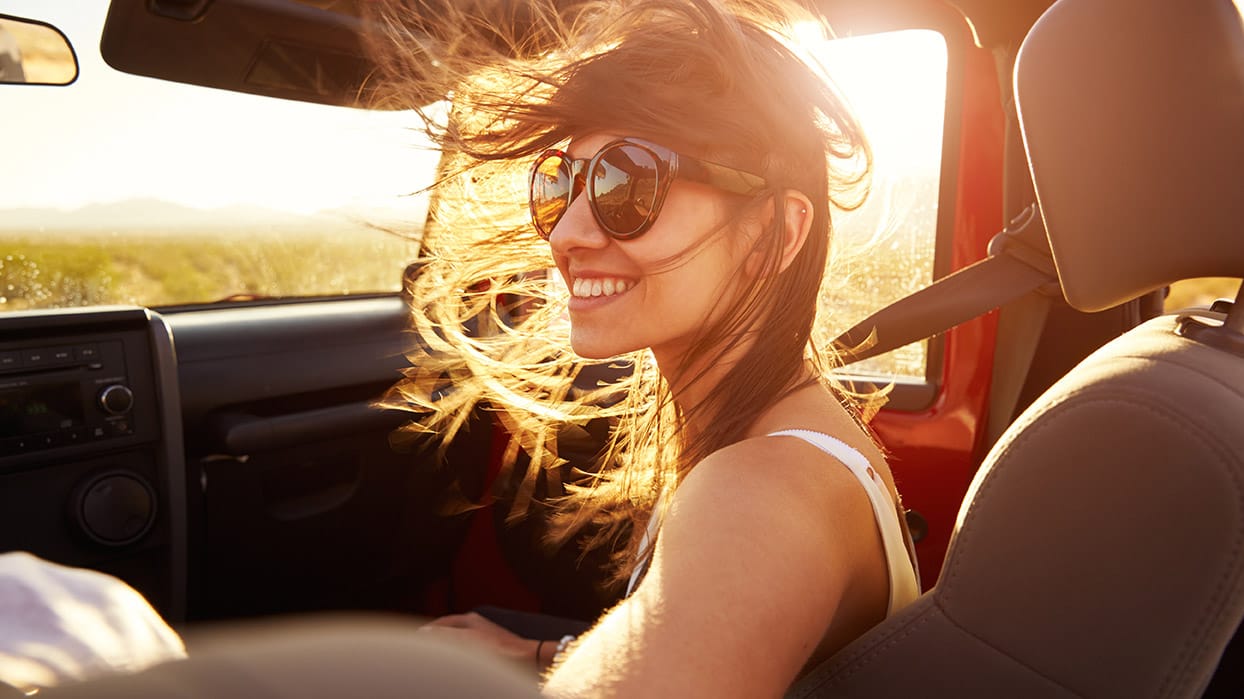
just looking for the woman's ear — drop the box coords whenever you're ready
[742,190,815,278]
[742,190,815,277]
[776,190,814,274]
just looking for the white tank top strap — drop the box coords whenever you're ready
[767,429,921,615]
[626,495,666,597]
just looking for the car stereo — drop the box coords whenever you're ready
[1,339,138,458]
[0,307,186,620]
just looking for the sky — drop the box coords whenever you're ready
[1,0,440,217]
[0,1,945,220]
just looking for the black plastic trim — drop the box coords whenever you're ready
[146,311,188,622]
[166,296,410,425]
[213,401,409,455]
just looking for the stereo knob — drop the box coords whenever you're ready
[98,384,134,415]
[76,472,156,546]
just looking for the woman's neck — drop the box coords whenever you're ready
[652,339,739,436]
[653,338,817,442]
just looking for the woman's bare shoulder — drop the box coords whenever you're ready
[692,432,846,478]
[673,432,876,534]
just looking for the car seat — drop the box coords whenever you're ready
[788,0,1244,696]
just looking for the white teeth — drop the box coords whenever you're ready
[571,277,633,298]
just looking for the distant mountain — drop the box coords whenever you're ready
[0,198,425,234]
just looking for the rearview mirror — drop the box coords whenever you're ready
[0,16,77,86]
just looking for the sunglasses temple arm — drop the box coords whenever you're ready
[679,156,768,195]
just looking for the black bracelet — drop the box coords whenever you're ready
[536,639,547,670]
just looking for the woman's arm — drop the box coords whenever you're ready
[420,612,546,671]
[542,436,880,698]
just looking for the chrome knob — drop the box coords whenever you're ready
[98,384,134,416]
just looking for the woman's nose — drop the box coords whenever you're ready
[547,195,611,253]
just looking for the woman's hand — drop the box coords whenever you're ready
[0,552,186,692]
[420,612,544,670]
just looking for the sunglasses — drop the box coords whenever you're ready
[528,137,768,240]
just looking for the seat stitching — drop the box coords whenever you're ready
[942,380,1244,696]
[1104,344,1244,403]
[802,598,1082,697]
[793,607,934,691]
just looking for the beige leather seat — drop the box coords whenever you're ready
[789,0,1244,696]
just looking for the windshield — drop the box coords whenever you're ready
[1,1,947,388]
[1,1,434,310]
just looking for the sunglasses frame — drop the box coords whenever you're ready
[528,137,769,240]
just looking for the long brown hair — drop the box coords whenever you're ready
[369,0,876,585]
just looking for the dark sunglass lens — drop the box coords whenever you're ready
[592,144,659,237]
[531,154,572,237]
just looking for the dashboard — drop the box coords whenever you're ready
[0,297,419,623]
[0,307,186,618]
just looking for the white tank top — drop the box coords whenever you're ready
[626,429,920,616]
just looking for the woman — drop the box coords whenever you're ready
[370,0,920,695]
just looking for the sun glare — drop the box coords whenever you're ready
[800,27,949,180]
[2,0,439,220]
[5,0,945,227]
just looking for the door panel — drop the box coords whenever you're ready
[164,297,481,621]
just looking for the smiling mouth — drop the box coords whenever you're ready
[571,277,635,298]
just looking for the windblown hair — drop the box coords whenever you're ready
[368,0,878,586]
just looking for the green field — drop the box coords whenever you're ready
[1166,277,1240,310]
[1,229,420,311]
[4,225,1232,387]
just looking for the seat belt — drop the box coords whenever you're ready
[982,286,1052,449]
[835,204,1059,365]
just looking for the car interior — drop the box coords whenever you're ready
[790,0,1244,695]
[0,0,1241,695]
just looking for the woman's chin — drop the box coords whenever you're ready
[570,343,618,360]
[570,334,639,360]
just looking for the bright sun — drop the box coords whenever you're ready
[795,25,949,180]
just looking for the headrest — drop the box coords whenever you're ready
[1015,0,1244,312]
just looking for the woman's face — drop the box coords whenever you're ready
[547,133,752,363]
